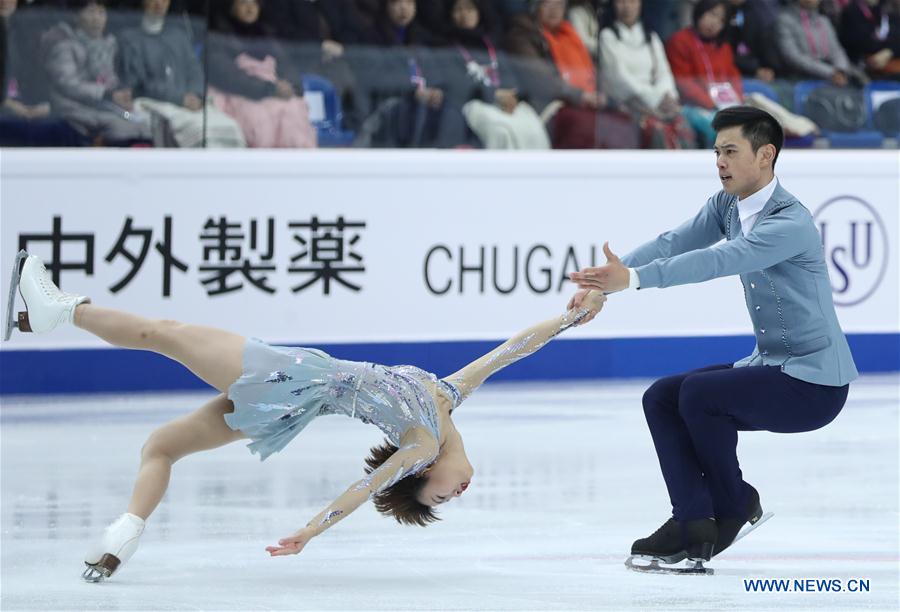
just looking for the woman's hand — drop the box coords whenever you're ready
[494,88,518,114]
[755,67,775,82]
[584,290,607,312]
[657,93,680,119]
[275,79,295,99]
[111,88,134,110]
[266,527,315,557]
[3,99,50,119]
[322,39,344,61]
[182,93,203,110]
[581,90,607,110]
[415,87,444,109]
[867,49,893,70]
[567,289,605,326]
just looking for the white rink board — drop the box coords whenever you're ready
[1,149,897,350]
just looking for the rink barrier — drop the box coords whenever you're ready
[0,332,896,395]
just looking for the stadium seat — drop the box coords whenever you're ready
[742,79,815,148]
[302,74,356,147]
[865,80,900,138]
[742,78,779,103]
[793,80,884,148]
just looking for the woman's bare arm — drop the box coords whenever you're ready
[266,428,438,556]
[443,290,606,404]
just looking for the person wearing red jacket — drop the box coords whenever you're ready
[666,0,743,146]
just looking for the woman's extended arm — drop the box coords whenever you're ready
[266,428,438,556]
[443,290,606,404]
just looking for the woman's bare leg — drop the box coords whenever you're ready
[128,394,247,520]
[73,304,244,394]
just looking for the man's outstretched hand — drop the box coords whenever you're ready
[569,243,630,293]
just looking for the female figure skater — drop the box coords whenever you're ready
[8,252,606,581]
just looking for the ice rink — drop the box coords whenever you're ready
[2,376,898,611]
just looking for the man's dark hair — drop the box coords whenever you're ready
[712,105,784,169]
[365,440,440,527]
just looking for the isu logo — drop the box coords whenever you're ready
[814,196,889,307]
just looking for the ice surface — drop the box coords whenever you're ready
[2,377,897,610]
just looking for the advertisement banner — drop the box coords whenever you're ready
[1,150,897,392]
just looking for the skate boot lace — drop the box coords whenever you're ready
[36,263,69,303]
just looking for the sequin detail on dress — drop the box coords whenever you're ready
[225,340,447,463]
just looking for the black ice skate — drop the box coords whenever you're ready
[625,517,717,575]
[713,485,771,557]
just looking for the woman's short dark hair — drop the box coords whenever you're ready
[365,440,440,527]
[692,0,728,40]
[712,105,784,168]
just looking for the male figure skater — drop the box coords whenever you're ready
[569,106,857,572]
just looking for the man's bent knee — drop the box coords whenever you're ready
[677,376,713,421]
[642,378,676,415]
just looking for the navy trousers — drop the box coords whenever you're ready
[642,364,849,521]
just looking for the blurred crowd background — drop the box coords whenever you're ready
[1,0,898,150]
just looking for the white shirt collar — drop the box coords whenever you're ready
[737,176,778,224]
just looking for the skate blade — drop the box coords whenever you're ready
[82,564,108,583]
[625,555,714,576]
[731,511,774,547]
[4,251,28,341]
[81,553,121,583]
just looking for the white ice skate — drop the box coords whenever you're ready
[4,251,89,340]
[82,513,145,582]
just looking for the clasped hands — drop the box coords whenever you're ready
[567,242,630,326]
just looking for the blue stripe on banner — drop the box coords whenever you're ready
[0,333,897,395]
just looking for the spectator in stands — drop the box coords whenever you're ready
[443,0,550,148]
[1,0,85,145]
[259,0,366,130]
[340,0,381,37]
[118,0,245,147]
[820,0,851,28]
[724,0,783,83]
[493,0,530,30]
[642,0,681,41]
[320,0,375,44]
[356,0,440,46]
[840,0,900,77]
[417,0,504,42]
[776,0,867,85]
[41,0,152,144]
[668,0,818,144]
[568,0,602,57]
[600,0,696,148]
[506,0,639,148]
[666,0,742,145]
[352,0,452,147]
[207,0,316,148]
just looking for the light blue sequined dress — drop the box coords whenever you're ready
[225,339,461,461]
